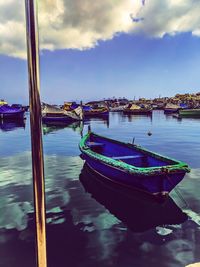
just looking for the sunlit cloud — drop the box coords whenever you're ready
[0,0,200,59]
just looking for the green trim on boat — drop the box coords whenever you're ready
[179,109,200,117]
[79,132,190,176]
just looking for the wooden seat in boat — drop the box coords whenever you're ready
[112,155,143,160]
[87,142,105,148]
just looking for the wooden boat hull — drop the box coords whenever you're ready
[80,163,188,228]
[123,109,152,115]
[79,132,189,198]
[164,109,179,114]
[42,115,78,124]
[84,110,109,117]
[0,110,25,120]
[83,154,185,197]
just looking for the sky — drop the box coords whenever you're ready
[1,0,200,104]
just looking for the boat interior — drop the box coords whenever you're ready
[86,134,176,168]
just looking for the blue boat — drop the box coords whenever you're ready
[164,103,180,114]
[82,105,109,117]
[0,105,25,120]
[79,130,190,200]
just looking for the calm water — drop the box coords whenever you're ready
[0,111,200,267]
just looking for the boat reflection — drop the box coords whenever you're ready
[83,116,110,128]
[121,112,153,123]
[43,116,110,135]
[42,121,83,135]
[79,163,188,232]
[0,119,26,132]
[172,113,200,122]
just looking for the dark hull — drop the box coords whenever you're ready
[79,132,189,199]
[164,109,179,114]
[80,163,188,230]
[42,116,78,124]
[83,154,185,197]
[123,109,152,115]
[84,111,109,117]
[0,111,25,120]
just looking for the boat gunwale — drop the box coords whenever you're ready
[79,132,190,176]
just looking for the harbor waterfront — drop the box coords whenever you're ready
[0,110,200,267]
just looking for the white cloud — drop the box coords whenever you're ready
[134,0,200,38]
[0,0,200,59]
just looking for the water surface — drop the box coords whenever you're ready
[0,111,200,267]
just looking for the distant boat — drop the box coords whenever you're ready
[123,104,152,115]
[0,99,8,106]
[83,105,109,117]
[164,103,180,114]
[79,130,190,200]
[42,103,83,124]
[11,104,29,112]
[63,101,79,111]
[179,108,200,118]
[110,104,128,112]
[0,105,25,120]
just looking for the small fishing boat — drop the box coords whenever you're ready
[0,105,25,120]
[164,103,180,114]
[42,103,83,124]
[79,130,190,199]
[83,105,109,117]
[179,108,200,118]
[123,104,152,115]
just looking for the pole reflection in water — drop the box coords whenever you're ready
[25,0,47,266]
[79,163,188,232]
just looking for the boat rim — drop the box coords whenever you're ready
[79,132,190,176]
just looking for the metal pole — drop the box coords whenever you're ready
[25,1,47,267]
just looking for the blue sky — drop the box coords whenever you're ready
[1,1,200,104]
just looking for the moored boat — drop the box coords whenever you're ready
[11,104,29,112]
[123,104,152,115]
[179,108,200,118]
[42,103,83,124]
[0,99,8,106]
[0,105,25,120]
[164,103,180,114]
[63,101,79,111]
[110,104,127,112]
[79,130,190,200]
[83,105,109,117]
